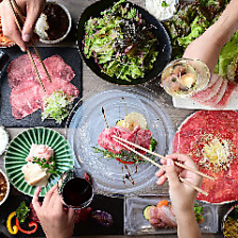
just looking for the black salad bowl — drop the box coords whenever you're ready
[77,0,171,86]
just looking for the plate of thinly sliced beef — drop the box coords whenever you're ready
[173,74,238,109]
[0,47,82,127]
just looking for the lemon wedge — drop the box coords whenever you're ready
[117,112,147,131]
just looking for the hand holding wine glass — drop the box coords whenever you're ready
[32,185,74,238]
[57,168,94,209]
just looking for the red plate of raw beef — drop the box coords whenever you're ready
[172,110,238,204]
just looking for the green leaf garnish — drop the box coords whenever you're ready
[161,1,169,7]
[32,156,60,175]
[93,137,157,164]
[16,201,30,223]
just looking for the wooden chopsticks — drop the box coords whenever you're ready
[11,0,52,84]
[7,0,52,91]
[112,135,214,196]
[113,135,216,181]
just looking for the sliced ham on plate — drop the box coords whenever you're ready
[199,78,227,107]
[215,82,236,108]
[149,205,177,228]
[189,73,237,109]
[191,74,223,102]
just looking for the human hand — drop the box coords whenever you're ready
[0,0,45,51]
[32,185,74,238]
[183,0,238,74]
[156,154,202,218]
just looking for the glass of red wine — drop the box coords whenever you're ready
[57,167,94,209]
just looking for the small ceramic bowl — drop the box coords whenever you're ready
[0,168,10,206]
[36,1,72,44]
[0,126,9,156]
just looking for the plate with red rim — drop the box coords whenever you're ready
[172,110,238,204]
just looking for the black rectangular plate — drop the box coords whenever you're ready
[0,46,82,128]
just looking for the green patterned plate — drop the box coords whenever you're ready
[4,128,74,197]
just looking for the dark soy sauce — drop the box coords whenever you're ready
[62,178,93,207]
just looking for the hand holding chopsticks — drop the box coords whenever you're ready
[112,135,216,196]
[7,0,52,91]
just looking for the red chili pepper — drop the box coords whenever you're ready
[15,218,38,235]
[116,157,135,164]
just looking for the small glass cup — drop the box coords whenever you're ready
[57,167,94,209]
[160,58,210,98]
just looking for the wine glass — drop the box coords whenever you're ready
[160,58,210,97]
[57,167,94,209]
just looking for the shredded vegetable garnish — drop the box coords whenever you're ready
[223,216,238,238]
[189,134,235,172]
[41,90,73,124]
[83,0,158,82]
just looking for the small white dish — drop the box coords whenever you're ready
[0,126,9,155]
[145,0,179,21]
[0,168,10,206]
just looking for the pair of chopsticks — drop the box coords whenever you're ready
[113,135,216,196]
[7,0,52,92]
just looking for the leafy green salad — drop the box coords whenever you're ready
[83,0,159,82]
[163,0,238,81]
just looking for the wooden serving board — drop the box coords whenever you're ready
[0,46,82,128]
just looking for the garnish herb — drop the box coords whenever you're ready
[194,203,204,223]
[41,90,73,124]
[93,138,157,164]
[93,147,144,164]
[32,156,60,175]
[16,201,30,223]
[150,137,158,152]
[161,1,170,7]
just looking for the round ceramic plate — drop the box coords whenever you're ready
[172,111,238,204]
[4,128,74,197]
[67,86,174,196]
